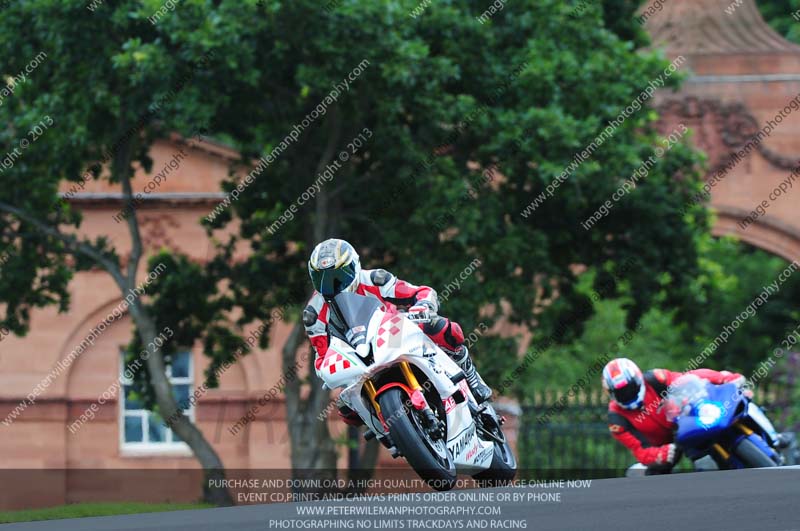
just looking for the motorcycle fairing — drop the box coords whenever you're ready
[672,380,780,467]
[319,294,494,472]
[675,383,740,448]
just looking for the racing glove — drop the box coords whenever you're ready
[730,375,754,399]
[654,443,678,466]
[408,301,437,323]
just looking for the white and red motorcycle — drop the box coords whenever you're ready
[317,292,516,490]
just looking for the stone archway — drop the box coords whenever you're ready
[714,208,800,262]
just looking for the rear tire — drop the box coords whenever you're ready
[378,388,456,491]
[734,438,778,468]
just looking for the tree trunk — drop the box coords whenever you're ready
[282,107,345,490]
[127,298,234,506]
[347,438,380,495]
[114,132,232,506]
[282,321,338,493]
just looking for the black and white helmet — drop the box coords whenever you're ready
[308,238,361,298]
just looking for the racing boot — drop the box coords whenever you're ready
[775,432,794,449]
[421,316,492,403]
[450,345,492,404]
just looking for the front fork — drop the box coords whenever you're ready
[710,420,758,464]
[365,361,441,437]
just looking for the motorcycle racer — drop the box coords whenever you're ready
[304,238,492,425]
[602,357,746,472]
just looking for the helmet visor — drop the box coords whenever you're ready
[612,380,641,407]
[310,262,357,297]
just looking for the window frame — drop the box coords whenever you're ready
[118,349,194,456]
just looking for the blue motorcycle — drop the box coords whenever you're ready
[664,374,783,468]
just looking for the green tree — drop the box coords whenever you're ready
[687,237,800,374]
[758,0,800,43]
[528,236,800,388]
[600,0,651,47]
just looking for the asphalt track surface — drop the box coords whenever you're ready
[2,469,798,531]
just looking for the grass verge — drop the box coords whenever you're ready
[0,502,214,523]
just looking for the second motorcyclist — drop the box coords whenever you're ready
[602,357,747,473]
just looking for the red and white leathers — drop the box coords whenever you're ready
[608,368,745,466]
[303,268,465,372]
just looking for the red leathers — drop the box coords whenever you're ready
[608,368,745,466]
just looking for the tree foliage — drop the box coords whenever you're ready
[758,0,800,43]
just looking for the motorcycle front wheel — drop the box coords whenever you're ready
[378,387,456,491]
[734,438,778,468]
[473,410,517,487]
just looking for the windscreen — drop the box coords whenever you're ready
[331,292,383,347]
[664,374,709,422]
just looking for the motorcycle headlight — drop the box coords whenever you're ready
[697,402,723,428]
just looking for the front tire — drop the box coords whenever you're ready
[734,438,778,468]
[473,410,517,487]
[378,387,456,491]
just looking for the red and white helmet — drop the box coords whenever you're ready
[602,358,645,410]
